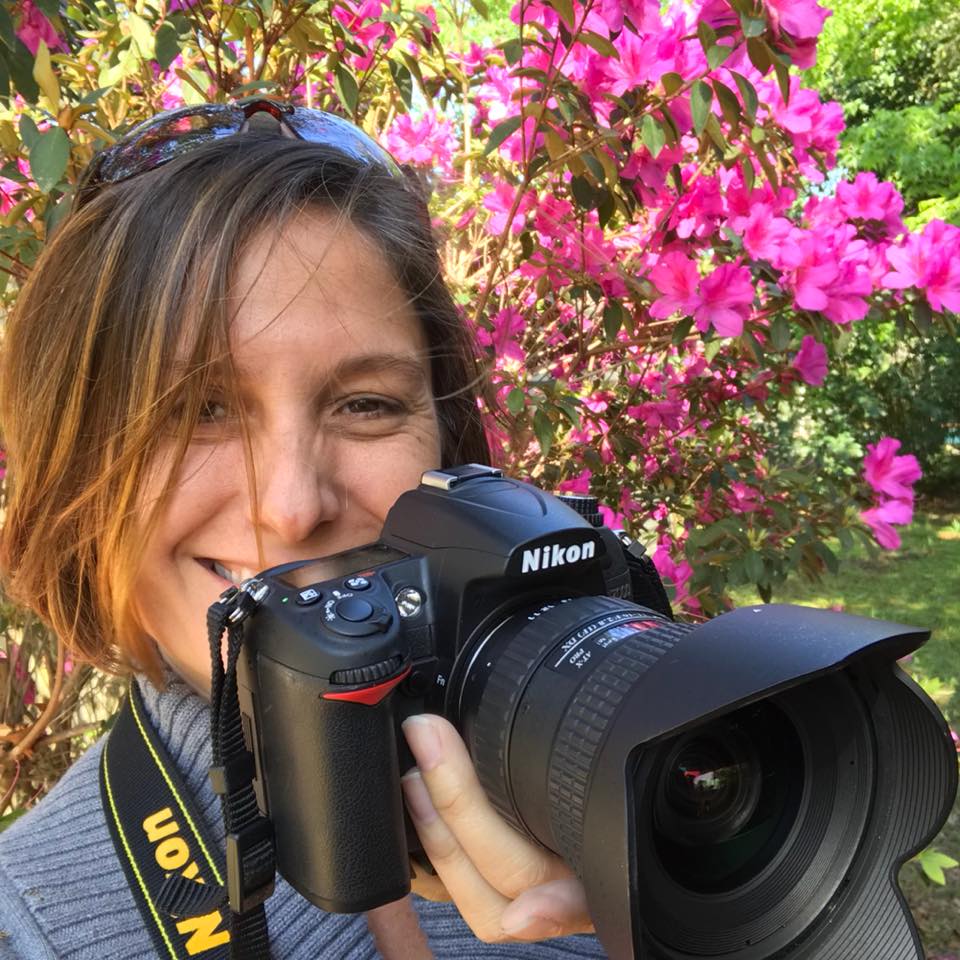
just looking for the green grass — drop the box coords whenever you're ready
[731,507,960,957]
[730,508,960,718]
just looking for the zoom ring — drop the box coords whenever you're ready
[548,620,690,872]
[466,598,645,834]
[467,626,559,829]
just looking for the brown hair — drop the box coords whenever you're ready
[0,133,489,680]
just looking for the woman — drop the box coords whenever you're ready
[0,99,605,959]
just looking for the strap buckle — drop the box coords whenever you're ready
[226,817,276,914]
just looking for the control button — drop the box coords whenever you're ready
[335,597,374,622]
[344,575,371,591]
[296,587,322,606]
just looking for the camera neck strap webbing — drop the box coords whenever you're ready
[99,584,276,960]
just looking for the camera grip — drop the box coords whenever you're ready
[252,653,411,913]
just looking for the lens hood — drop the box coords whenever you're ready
[580,603,957,960]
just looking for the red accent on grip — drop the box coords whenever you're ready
[323,666,412,705]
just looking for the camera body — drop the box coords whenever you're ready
[236,464,653,910]
[235,465,958,960]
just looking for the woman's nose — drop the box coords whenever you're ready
[251,430,342,544]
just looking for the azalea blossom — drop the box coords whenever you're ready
[863,438,922,500]
[792,335,828,385]
[861,498,913,551]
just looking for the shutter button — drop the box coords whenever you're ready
[335,597,374,622]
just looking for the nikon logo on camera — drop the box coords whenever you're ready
[519,538,597,574]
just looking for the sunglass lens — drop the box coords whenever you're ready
[284,109,403,176]
[96,105,246,184]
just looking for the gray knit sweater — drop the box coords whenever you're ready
[0,677,607,959]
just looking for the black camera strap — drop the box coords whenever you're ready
[100,582,275,960]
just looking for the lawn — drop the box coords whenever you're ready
[730,505,960,958]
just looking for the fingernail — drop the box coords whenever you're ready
[401,768,439,824]
[501,912,563,939]
[402,715,443,772]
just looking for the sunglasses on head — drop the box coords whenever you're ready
[75,97,407,208]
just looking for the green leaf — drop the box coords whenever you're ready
[0,808,27,833]
[690,81,713,135]
[0,50,9,102]
[484,115,522,156]
[696,21,717,53]
[333,63,359,115]
[671,316,693,346]
[388,59,414,109]
[127,12,155,59]
[569,174,599,210]
[731,72,758,124]
[18,113,40,150]
[770,315,791,351]
[747,37,772,74]
[506,387,526,416]
[603,301,624,339]
[9,38,38,102]
[740,12,767,37]
[500,38,522,65]
[744,550,764,583]
[155,22,180,70]
[772,54,791,104]
[0,5,16,50]
[545,0,575,31]
[29,126,69,192]
[34,0,59,17]
[660,71,684,96]
[579,30,618,58]
[468,0,489,17]
[712,79,741,127]
[640,113,666,159]
[707,43,732,70]
[914,848,959,885]
[533,408,554,456]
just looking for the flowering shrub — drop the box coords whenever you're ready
[0,0,953,627]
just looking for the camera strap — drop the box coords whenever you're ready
[99,583,275,960]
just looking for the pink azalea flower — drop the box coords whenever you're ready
[736,206,796,265]
[475,306,526,363]
[863,438,922,500]
[792,335,828,385]
[649,252,700,319]
[861,497,913,551]
[884,220,960,313]
[16,0,65,55]
[694,263,754,337]
[482,180,534,235]
[836,172,904,227]
[557,469,593,495]
[726,481,762,513]
[384,110,457,173]
[765,0,830,40]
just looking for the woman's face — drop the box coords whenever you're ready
[133,211,442,693]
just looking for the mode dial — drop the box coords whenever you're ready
[555,494,604,528]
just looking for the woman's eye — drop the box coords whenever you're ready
[198,399,229,423]
[339,396,402,418]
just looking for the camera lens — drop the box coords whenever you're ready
[654,723,762,846]
[454,595,876,957]
[649,702,804,894]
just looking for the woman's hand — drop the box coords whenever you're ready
[400,713,595,943]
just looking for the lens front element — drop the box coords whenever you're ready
[652,702,804,895]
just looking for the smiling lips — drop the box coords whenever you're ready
[198,558,259,585]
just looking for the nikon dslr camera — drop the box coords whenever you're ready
[235,465,957,960]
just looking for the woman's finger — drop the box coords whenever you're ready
[499,878,594,940]
[401,766,512,942]
[401,714,572,899]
